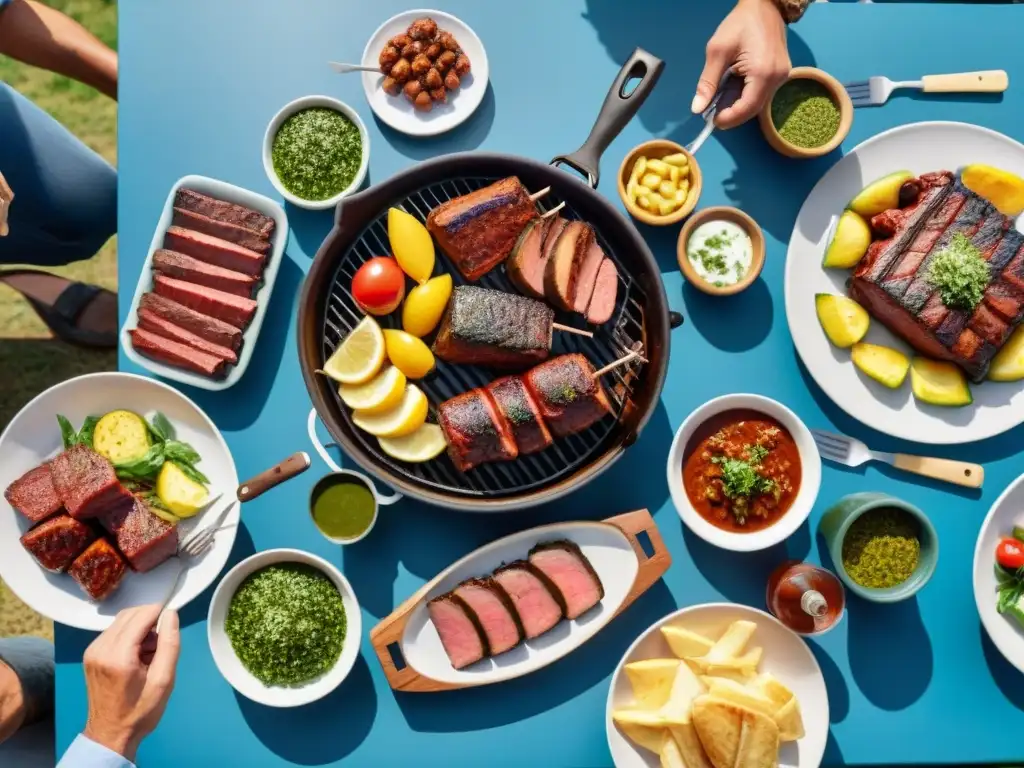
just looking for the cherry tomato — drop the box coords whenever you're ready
[352,257,406,316]
[996,537,1024,570]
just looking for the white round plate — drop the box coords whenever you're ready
[973,472,1024,675]
[785,121,1024,444]
[361,9,489,137]
[0,373,239,631]
[606,603,829,768]
[208,549,362,707]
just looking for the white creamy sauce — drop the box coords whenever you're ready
[686,220,753,287]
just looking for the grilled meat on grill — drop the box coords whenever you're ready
[524,353,612,438]
[432,286,555,369]
[545,221,594,312]
[427,177,536,281]
[437,389,518,472]
[486,376,552,455]
[506,218,551,299]
[585,257,619,325]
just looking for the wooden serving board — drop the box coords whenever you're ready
[369,509,671,692]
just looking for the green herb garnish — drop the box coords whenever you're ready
[926,232,990,311]
[771,79,841,149]
[711,453,776,500]
[549,383,579,406]
[272,107,362,201]
[841,508,920,589]
[225,564,347,686]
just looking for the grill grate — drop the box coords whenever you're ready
[320,176,650,498]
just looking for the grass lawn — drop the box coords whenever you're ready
[0,0,118,640]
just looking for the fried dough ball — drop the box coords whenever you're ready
[425,42,442,61]
[424,67,443,90]
[453,54,471,77]
[408,18,438,40]
[410,53,432,77]
[436,50,456,74]
[379,46,400,73]
[430,87,447,104]
[403,79,423,101]
[390,58,411,83]
[389,33,412,49]
[401,41,424,59]
[444,70,460,91]
[382,76,400,96]
[413,91,434,112]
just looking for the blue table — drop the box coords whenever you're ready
[56,1,1024,765]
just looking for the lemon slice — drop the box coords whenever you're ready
[378,423,447,463]
[321,317,386,385]
[340,366,407,414]
[352,384,428,438]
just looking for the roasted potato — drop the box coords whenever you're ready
[389,33,412,49]
[401,40,424,59]
[410,53,432,76]
[429,87,447,103]
[382,76,400,96]
[437,31,459,52]
[424,67,443,90]
[444,70,460,91]
[413,90,433,112]
[425,42,442,61]
[403,79,423,101]
[453,54,471,77]
[436,50,456,73]
[408,17,437,40]
[390,58,411,83]
[379,45,400,74]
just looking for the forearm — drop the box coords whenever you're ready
[0,0,117,99]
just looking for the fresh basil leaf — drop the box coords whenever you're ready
[175,461,209,486]
[56,415,78,448]
[163,440,201,465]
[114,444,166,479]
[77,415,100,448]
[149,412,174,442]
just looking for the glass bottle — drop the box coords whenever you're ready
[766,561,846,636]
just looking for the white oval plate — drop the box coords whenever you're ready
[360,9,489,137]
[606,603,829,768]
[399,521,637,685]
[973,471,1024,675]
[785,121,1024,444]
[0,372,239,630]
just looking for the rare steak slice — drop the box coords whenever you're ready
[5,464,63,523]
[171,208,272,254]
[68,538,127,601]
[174,189,275,238]
[49,445,130,520]
[164,226,266,277]
[152,249,258,298]
[100,497,178,572]
[129,328,230,378]
[452,577,524,656]
[139,293,242,351]
[136,309,238,364]
[427,592,488,669]
[152,275,257,329]
[492,561,565,639]
[20,514,97,572]
[527,540,604,620]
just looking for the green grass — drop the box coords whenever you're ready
[0,0,117,640]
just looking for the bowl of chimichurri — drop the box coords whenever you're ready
[758,67,852,160]
[207,548,362,706]
[263,95,370,210]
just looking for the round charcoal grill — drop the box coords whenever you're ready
[298,49,675,512]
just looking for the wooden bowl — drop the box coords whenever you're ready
[617,139,702,227]
[758,67,853,159]
[676,206,765,297]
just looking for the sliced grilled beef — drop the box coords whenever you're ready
[544,221,594,311]
[506,219,548,299]
[171,208,272,253]
[524,354,613,438]
[164,226,266,277]
[427,177,536,281]
[452,577,524,656]
[136,309,238,365]
[427,592,488,669]
[139,293,242,351]
[68,538,127,601]
[5,464,63,523]
[152,274,256,329]
[129,328,229,378]
[573,240,606,314]
[432,286,553,369]
[492,561,565,639]
[152,249,258,298]
[585,258,619,325]
[20,514,96,572]
[100,497,178,572]
[527,540,604,620]
[49,445,130,520]
[486,376,552,455]
[174,188,275,238]
[437,389,518,472]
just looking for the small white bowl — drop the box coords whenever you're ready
[666,394,821,553]
[262,95,370,210]
[207,548,362,707]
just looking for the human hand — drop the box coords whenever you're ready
[82,605,180,762]
[0,170,12,237]
[692,0,792,130]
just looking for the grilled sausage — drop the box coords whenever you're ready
[382,76,400,96]
[389,33,412,49]
[424,67,443,90]
[414,91,434,112]
[401,41,424,59]
[411,54,432,77]
[454,54,471,77]
[404,79,423,101]
[444,70,460,91]
[408,17,438,40]
[390,58,411,83]
[379,46,401,73]
[436,50,457,74]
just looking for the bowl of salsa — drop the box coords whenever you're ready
[667,394,821,552]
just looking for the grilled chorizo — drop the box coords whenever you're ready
[401,41,424,59]
[390,58,411,83]
[410,53,432,77]
[414,90,434,112]
[424,67,443,90]
[444,70,460,91]
[379,46,401,73]
[436,50,456,74]
[408,18,437,40]
[382,76,400,96]
[454,55,471,77]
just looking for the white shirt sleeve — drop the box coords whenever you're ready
[57,734,136,768]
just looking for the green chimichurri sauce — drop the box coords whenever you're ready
[926,232,990,311]
[225,563,346,686]
[271,107,362,201]
[312,481,376,540]
[771,79,841,149]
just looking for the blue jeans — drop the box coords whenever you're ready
[0,82,117,268]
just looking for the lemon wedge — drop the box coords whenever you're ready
[383,329,436,379]
[321,317,386,385]
[339,366,407,414]
[352,384,428,437]
[378,423,447,462]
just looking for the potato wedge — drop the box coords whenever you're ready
[625,659,680,710]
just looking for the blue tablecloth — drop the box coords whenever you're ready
[56,1,1024,765]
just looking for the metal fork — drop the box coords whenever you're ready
[811,429,984,489]
[160,498,237,609]
[844,70,1008,108]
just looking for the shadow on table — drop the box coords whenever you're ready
[806,638,851,723]
[235,652,377,765]
[981,623,1024,712]
[395,579,677,732]
[682,277,773,352]
[342,400,674,620]
[178,522,257,630]
[824,730,847,767]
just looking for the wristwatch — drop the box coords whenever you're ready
[773,0,811,23]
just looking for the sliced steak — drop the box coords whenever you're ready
[573,240,606,314]
[100,497,178,572]
[527,540,604,620]
[585,258,619,325]
[437,389,518,472]
[139,293,242,351]
[506,219,548,299]
[68,538,127,601]
[20,514,96,572]
[164,226,266,277]
[486,376,552,455]
[136,308,238,364]
[5,464,63,523]
[49,445,130,520]
[427,592,488,669]
[544,221,594,311]
[452,578,524,656]
[129,328,229,378]
[152,249,258,298]
[153,274,256,329]
[172,208,272,254]
[174,188,275,238]
[492,561,565,639]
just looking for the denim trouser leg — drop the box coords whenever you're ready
[0,637,53,725]
[0,82,117,268]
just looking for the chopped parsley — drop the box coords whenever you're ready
[711,442,776,508]
[225,564,347,687]
[926,232,990,311]
[271,107,362,201]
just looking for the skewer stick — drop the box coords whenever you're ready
[552,322,594,338]
[540,201,566,219]
[591,347,643,379]
[529,186,551,202]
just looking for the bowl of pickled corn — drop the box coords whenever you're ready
[617,139,702,227]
